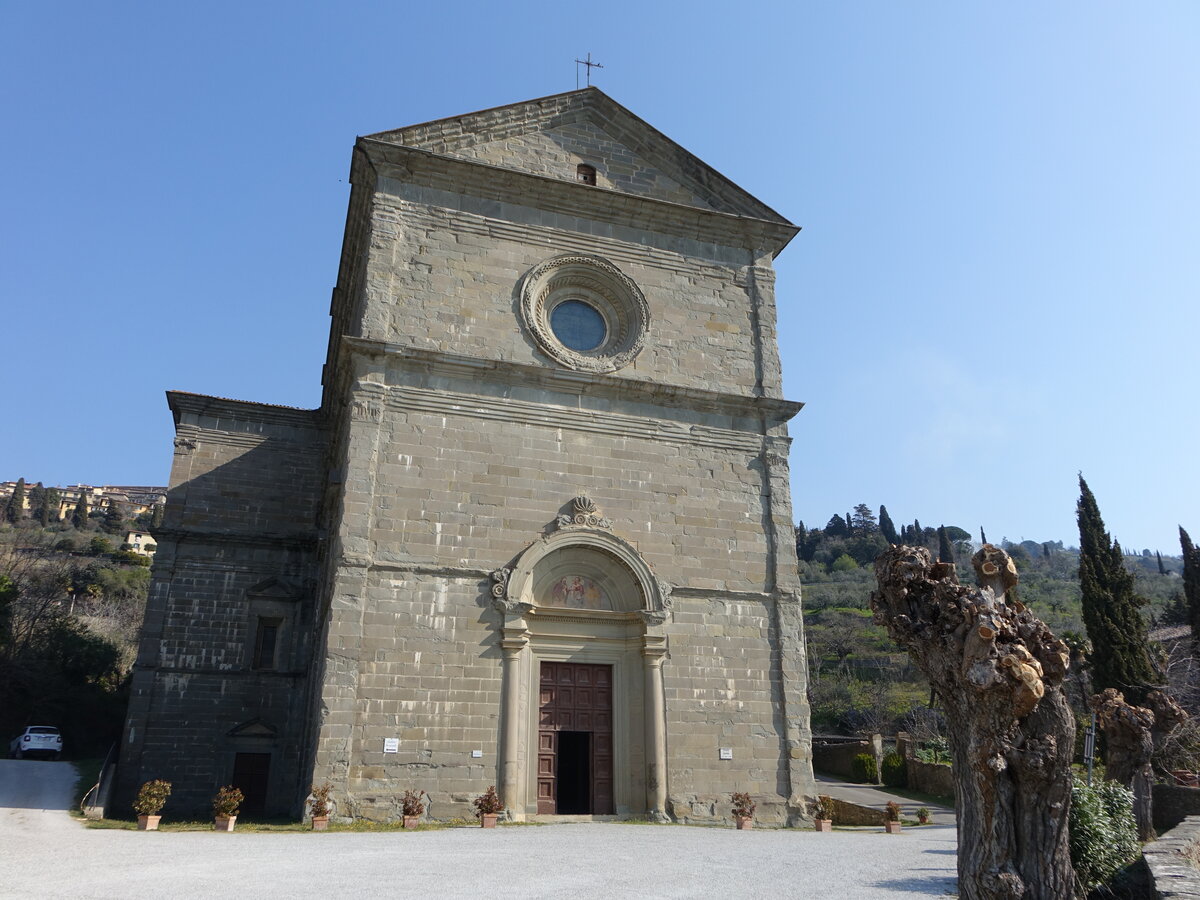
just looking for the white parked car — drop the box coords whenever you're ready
[9,726,63,760]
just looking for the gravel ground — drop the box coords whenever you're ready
[0,760,958,898]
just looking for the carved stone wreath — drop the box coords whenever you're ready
[519,254,649,373]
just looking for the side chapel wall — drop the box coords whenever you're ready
[116,397,324,817]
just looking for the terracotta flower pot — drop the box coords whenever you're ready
[311,816,330,831]
[884,821,902,834]
[481,813,499,828]
[214,815,237,832]
[137,815,161,831]
[735,816,753,830]
[814,819,833,832]
[403,816,421,829]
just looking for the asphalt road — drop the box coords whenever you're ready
[0,760,958,898]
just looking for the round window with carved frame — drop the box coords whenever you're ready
[519,254,649,373]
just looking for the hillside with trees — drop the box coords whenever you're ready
[800,502,1188,736]
[1,496,158,756]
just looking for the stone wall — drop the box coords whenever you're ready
[359,364,778,592]
[1156,784,1200,834]
[665,596,792,825]
[362,186,772,399]
[115,395,324,817]
[1144,815,1200,897]
[906,759,954,802]
[827,796,886,826]
[812,734,883,782]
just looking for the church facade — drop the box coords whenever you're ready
[117,89,816,824]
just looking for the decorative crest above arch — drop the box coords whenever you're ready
[556,495,612,530]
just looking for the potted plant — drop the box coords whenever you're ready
[884,800,902,833]
[133,779,171,831]
[814,795,834,832]
[916,806,930,826]
[212,785,244,831]
[473,785,504,828]
[401,789,428,829]
[731,791,756,830]
[309,783,333,831]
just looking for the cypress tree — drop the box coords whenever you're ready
[825,514,848,538]
[41,487,60,526]
[1078,476,1158,703]
[1180,527,1200,644]
[71,492,89,529]
[102,500,125,534]
[5,478,25,523]
[1157,550,1166,576]
[795,521,807,561]
[27,482,45,524]
[879,505,898,544]
[151,501,165,529]
[980,527,988,545]
[937,525,956,564]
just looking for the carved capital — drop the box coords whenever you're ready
[351,398,383,422]
[639,609,668,627]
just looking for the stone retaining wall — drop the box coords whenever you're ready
[1144,815,1200,897]
[812,734,882,782]
[827,796,885,826]
[907,759,954,802]
[1156,785,1200,834]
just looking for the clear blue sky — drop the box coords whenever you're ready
[2,2,1196,553]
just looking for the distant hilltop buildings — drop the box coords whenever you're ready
[0,480,166,522]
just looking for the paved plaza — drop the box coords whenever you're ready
[0,761,958,898]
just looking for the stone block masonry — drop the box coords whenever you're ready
[118,88,816,825]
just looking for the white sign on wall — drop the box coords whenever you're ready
[383,738,399,753]
[719,747,733,760]
[471,750,483,758]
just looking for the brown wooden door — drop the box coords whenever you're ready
[537,661,614,814]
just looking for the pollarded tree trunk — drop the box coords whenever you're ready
[1091,688,1154,841]
[872,545,1076,899]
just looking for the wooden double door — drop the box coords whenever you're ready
[537,662,614,814]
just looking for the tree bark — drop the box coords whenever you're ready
[872,545,1076,899]
[1091,688,1163,842]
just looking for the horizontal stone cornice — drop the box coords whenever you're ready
[355,139,799,258]
[154,527,320,551]
[132,663,307,680]
[340,337,803,424]
[167,391,322,432]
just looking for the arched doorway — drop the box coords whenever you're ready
[490,499,670,820]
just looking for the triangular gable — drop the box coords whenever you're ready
[228,718,277,738]
[366,88,790,224]
[246,576,303,601]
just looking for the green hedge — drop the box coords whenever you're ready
[881,751,907,788]
[851,753,878,783]
[1069,776,1139,892]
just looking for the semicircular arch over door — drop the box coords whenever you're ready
[493,521,670,820]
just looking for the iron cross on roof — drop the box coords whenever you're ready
[575,52,604,88]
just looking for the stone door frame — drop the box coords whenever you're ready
[492,519,670,821]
